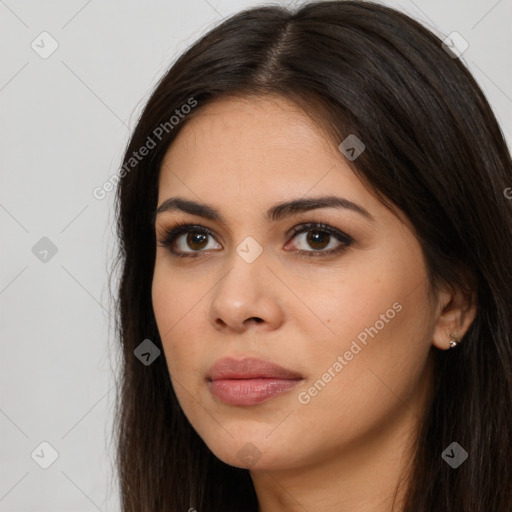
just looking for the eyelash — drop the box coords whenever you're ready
[156,221,354,259]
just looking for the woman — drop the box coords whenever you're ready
[111,1,512,510]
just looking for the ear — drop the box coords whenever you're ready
[431,282,477,350]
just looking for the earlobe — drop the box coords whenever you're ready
[448,333,460,349]
[431,285,477,351]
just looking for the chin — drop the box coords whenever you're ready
[201,432,297,471]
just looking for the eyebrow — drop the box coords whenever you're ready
[153,195,374,225]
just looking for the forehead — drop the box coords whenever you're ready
[164,96,334,163]
[158,95,369,201]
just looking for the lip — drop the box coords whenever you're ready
[208,357,303,380]
[207,357,304,406]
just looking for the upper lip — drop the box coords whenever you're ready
[208,357,303,381]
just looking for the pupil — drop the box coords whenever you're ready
[307,231,329,250]
[188,232,208,250]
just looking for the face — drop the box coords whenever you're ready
[152,95,439,472]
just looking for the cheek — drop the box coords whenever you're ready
[294,258,433,413]
[152,260,198,332]
[152,272,208,429]
[314,241,431,352]
[151,265,203,376]
[297,284,433,437]
[291,268,404,365]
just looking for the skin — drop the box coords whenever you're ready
[152,95,477,511]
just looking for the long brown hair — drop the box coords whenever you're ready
[110,1,512,510]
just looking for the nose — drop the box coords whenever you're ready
[207,253,285,334]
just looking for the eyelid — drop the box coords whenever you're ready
[156,222,219,250]
[287,222,354,245]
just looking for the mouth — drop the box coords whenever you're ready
[207,357,304,406]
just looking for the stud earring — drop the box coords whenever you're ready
[449,333,460,348]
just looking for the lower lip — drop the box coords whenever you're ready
[209,378,303,406]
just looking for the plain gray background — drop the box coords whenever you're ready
[1,0,511,510]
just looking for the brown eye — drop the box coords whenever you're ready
[304,230,331,250]
[286,222,354,258]
[157,221,354,259]
[157,224,221,257]
[185,232,209,251]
